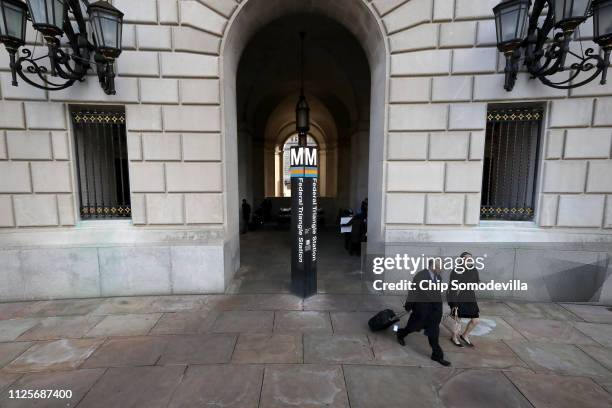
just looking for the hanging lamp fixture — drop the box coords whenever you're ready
[492,0,612,91]
[295,31,310,147]
[0,0,124,95]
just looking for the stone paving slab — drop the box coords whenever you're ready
[0,319,40,342]
[0,368,104,408]
[368,333,436,367]
[0,303,35,321]
[343,365,446,408]
[157,334,237,365]
[578,345,612,372]
[233,264,291,281]
[20,299,104,318]
[232,334,302,364]
[92,295,208,316]
[0,372,20,393]
[208,294,303,311]
[91,296,159,315]
[147,295,210,313]
[505,301,582,321]
[505,340,611,378]
[168,364,263,408]
[4,339,103,373]
[274,311,333,333]
[0,343,32,368]
[464,316,526,341]
[439,337,516,357]
[228,278,291,294]
[597,378,612,394]
[81,336,168,368]
[561,304,612,323]
[504,317,598,345]
[149,311,217,335]
[17,316,103,341]
[443,350,528,370]
[330,312,373,334]
[440,369,533,408]
[476,301,516,317]
[304,334,374,364]
[574,322,612,347]
[303,294,403,312]
[317,278,364,294]
[506,371,612,408]
[212,311,274,333]
[260,364,349,408]
[78,365,185,408]
[85,313,162,337]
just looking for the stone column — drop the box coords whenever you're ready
[318,148,327,197]
[275,146,284,197]
[237,125,254,230]
[263,143,276,198]
[350,129,370,212]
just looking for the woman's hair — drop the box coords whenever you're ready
[460,251,473,258]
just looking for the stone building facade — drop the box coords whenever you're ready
[0,0,611,302]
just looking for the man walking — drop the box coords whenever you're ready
[397,259,450,367]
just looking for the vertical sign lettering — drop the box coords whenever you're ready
[290,146,318,297]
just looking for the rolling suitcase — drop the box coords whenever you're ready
[368,309,408,332]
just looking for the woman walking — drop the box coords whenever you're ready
[447,252,480,347]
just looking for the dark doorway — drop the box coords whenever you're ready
[232,14,371,294]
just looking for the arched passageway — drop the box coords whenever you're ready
[221,0,388,291]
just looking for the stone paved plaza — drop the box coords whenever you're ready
[0,294,611,407]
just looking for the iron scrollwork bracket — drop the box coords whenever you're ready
[7,0,117,95]
[504,0,611,91]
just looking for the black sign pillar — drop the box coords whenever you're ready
[290,146,318,297]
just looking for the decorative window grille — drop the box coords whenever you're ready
[71,107,131,219]
[481,106,543,221]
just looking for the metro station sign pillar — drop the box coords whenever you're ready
[290,145,318,297]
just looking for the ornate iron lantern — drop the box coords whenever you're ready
[593,0,612,82]
[494,0,530,53]
[553,0,593,31]
[88,0,123,60]
[0,0,27,85]
[25,0,65,38]
[0,0,27,49]
[0,0,124,95]
[493,0,612,91]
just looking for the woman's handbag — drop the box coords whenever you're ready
[442,307,461,334]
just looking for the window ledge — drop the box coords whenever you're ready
[76,219,134,229]
[478,220,538,229]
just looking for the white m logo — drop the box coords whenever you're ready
[305,148,317,166]
[291,147,317,166]
[290,148,303,166]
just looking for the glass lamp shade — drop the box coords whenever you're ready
[296,95,310,135]
[493,0,530,53]
[25,0,65,37]
[0,0,27,49]
[593,0,612,48]
[553,0,593,31]
[88,0,123,59]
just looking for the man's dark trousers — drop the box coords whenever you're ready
[397,268,444,361]
[397,308,443,360]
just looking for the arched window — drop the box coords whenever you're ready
[282,134,318,197]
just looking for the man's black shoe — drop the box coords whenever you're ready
[432,357,451,366]
[396,334,405,346]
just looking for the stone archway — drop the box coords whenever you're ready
[220,0,389,284]
[264,94,338,199]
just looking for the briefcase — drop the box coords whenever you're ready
[368,309,407,332]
